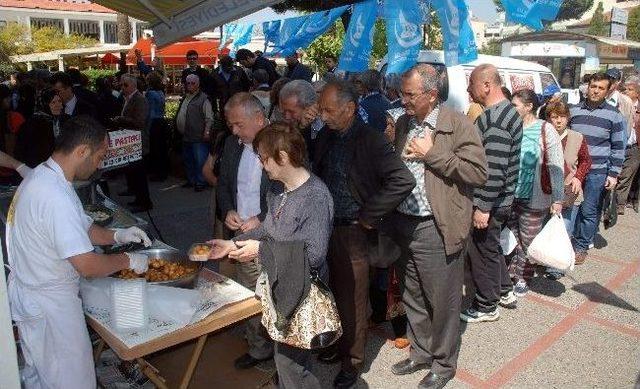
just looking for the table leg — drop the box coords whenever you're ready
[93,339,105,363]
[178,334,208,389]
[136,358,168,389]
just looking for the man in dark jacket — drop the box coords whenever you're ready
[314,80,415,388]
[236,48,280,86]
[211,55,252,114]
[355,70,392,132]
[217,92,274,370]
[50,72,95,117]
[284,53,314,82]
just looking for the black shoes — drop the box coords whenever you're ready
[317,348,340,364]
[333,369,358,388]
[233,353,272,370]
[391,358,429,375]
[418,372,452,389]
[194,183,208,192]
[181,182,194,188]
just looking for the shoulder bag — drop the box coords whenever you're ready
[540,122,552,195]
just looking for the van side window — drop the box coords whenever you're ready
[541,72,559,90]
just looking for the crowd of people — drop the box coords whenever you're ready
[2,49,639,389]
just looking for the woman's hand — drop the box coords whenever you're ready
[207,239,236,260]
[569,177,582,195]
[228,240,260,262]
[550,202,563,215]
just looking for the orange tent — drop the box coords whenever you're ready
[101,52,120,65]
[127,38,220,66]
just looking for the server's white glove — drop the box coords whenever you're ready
[114,227,152,247]
[16,163,32,178]
[125,252,149,274]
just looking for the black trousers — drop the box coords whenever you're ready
[148,118,169,179]
[125,158,151,206]
[389,213,463,378]
[274,342,321,389]
[466,206,514,312]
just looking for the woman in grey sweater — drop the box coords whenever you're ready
[209,122,334,389]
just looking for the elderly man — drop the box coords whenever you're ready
[570,72,626,264]
[314,80,415,388]
[355,69,392,132]
[112,73,152,212]
[461,64,523,323]
[216,92,274,369]
[615,75,640,214]
[279,80,323,160]
[181,50,213,95]
[388,64,487,389]
[176,74,213,192]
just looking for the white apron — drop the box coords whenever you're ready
[8,273,96,389]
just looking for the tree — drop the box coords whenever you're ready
[117,13,131,69]
[479,39,501,56]
[588,1,607,36]
[628,6,640,42]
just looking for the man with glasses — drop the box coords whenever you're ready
[181,50,213,98]
[388,64,487,389]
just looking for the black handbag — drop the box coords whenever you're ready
[602,189,618,229]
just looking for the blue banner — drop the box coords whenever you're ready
[274,6,349,56]
[262,20,282,48]
[433,0,478,66]
[223,23,254,50]
[266,15,307,56]
[338,0,378,72]
[384,1,423,74]
[502,0,562,30]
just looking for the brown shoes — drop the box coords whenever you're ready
[617,205,626,215]
[575,251,587,265]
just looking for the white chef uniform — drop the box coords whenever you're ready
[6,157,97,389]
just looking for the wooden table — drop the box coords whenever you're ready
[88,296,261,389]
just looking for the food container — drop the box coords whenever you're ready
[84,204,114,226]
[111,278,148,333]
[112,248,202,289]
[188,243,213,262]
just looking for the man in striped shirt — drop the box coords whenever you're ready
[461,64,523,323]
[569,72,626,264]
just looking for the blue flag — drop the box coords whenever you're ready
[223,23,254,50]
[502,0,562,30]
[266,15,307,56]
[338,0,378,72]
[529,0,562,21]
[262,20,282,49]
[275,6,349,56]
[433,0,478,66]
[384,1,423,74]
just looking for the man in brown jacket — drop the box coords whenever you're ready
[112,73,151,212]
[387,64,487,389]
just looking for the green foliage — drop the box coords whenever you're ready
[556,0,593,21]
[31,26,97,53]
[425,9,443,50]
[479,40,501,56]
[628,7,640,42]
[82,69,117,90]
[370,19,388,67]
[588,2,608,36]
[165,99,180,120]
[305,21,345,73]
[0,23,33,57]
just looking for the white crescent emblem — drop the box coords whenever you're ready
[349,14,365,48]
[305,16,331,34]
[394,10,422,49]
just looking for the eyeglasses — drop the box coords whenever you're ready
[400,90,426,101]
[187,56,198,61]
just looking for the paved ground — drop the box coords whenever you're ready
[110,174,640,389]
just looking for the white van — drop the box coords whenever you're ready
[378,50,561,114]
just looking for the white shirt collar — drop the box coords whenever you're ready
[64,95,77,115]
[43,157,70,184]
[606,90,620,106]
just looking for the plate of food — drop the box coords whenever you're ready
[84,204,114,226]
[113,248,202,288]
[188,243,213,261]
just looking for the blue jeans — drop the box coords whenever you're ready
[182,141,209,186]
[573,173,607,252]
[561,204,579,237]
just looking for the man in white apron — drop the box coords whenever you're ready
[6,116,151,389]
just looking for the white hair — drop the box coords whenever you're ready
[120,73,138,88]
[185,74,200,85]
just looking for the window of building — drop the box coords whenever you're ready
[69,19,100,40]
[104,21,117,43]
[31,18,64,31]
[136,23,149,40]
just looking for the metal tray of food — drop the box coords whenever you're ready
[113,248,203,289]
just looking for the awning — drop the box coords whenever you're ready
[127,38,220,65]
[90,0,281,47]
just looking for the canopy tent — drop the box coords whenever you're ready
[126,38,220,65]
[90,0,281,47]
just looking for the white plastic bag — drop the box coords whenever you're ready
[527,214,575,271]
[500,227,517,255]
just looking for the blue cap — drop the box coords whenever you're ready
[543,84,561,97]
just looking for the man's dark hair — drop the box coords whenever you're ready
[589,72,612,88]
[356,69,384,93]
[186,50,198,58]
[65,68,83,85]
[325,79,359,105]
[55,115,107,154]
[235,48,255,62]
[49,72,72,88]
[253,69,270,85]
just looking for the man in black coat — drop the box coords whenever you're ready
[50,72,95,117]
[181,50,214,98]
[284,53,314,82]
[235,48,280,87]
[355,69,393,132]
[211,55,252,114]
[313,80,415,388]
